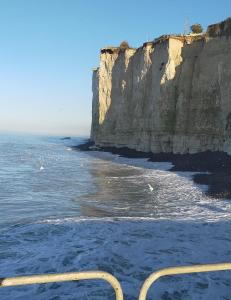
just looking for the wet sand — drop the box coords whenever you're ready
[75,140,231,199]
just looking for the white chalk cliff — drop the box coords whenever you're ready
[91,18,231,154]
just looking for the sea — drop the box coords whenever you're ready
[0,133,231,300]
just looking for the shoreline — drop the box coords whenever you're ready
[75,140,231,200]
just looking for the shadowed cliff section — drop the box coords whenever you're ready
[97,43,154,149]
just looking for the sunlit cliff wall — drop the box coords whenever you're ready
[91,18,231,154]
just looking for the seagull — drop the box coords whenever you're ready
[148,183,154,191]
[40,166,44,171]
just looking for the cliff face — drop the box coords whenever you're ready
[91,18,231,154]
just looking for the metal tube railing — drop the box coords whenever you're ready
[138,262,231,300]
[0,271,123,300]
[1,262,231,299]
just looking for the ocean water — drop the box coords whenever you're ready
[0,134,231,300]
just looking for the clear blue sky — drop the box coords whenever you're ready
[0,0,230,136]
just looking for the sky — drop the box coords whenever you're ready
[0,0,230,136]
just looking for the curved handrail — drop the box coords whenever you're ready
[0,270,123,300]
[2,262,231,299]
[138,262,231,300]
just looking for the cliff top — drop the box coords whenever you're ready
[100,33,206,54]
[143,33,205,47]
[101,46,136,54]
[99,17,231,55]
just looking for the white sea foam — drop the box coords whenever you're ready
[0,219,231,299]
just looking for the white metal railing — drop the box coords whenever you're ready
[1,262,231,299]
[138,262,231,300]
[0,271,123,300]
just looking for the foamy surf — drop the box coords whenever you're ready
[0,218,231,299]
